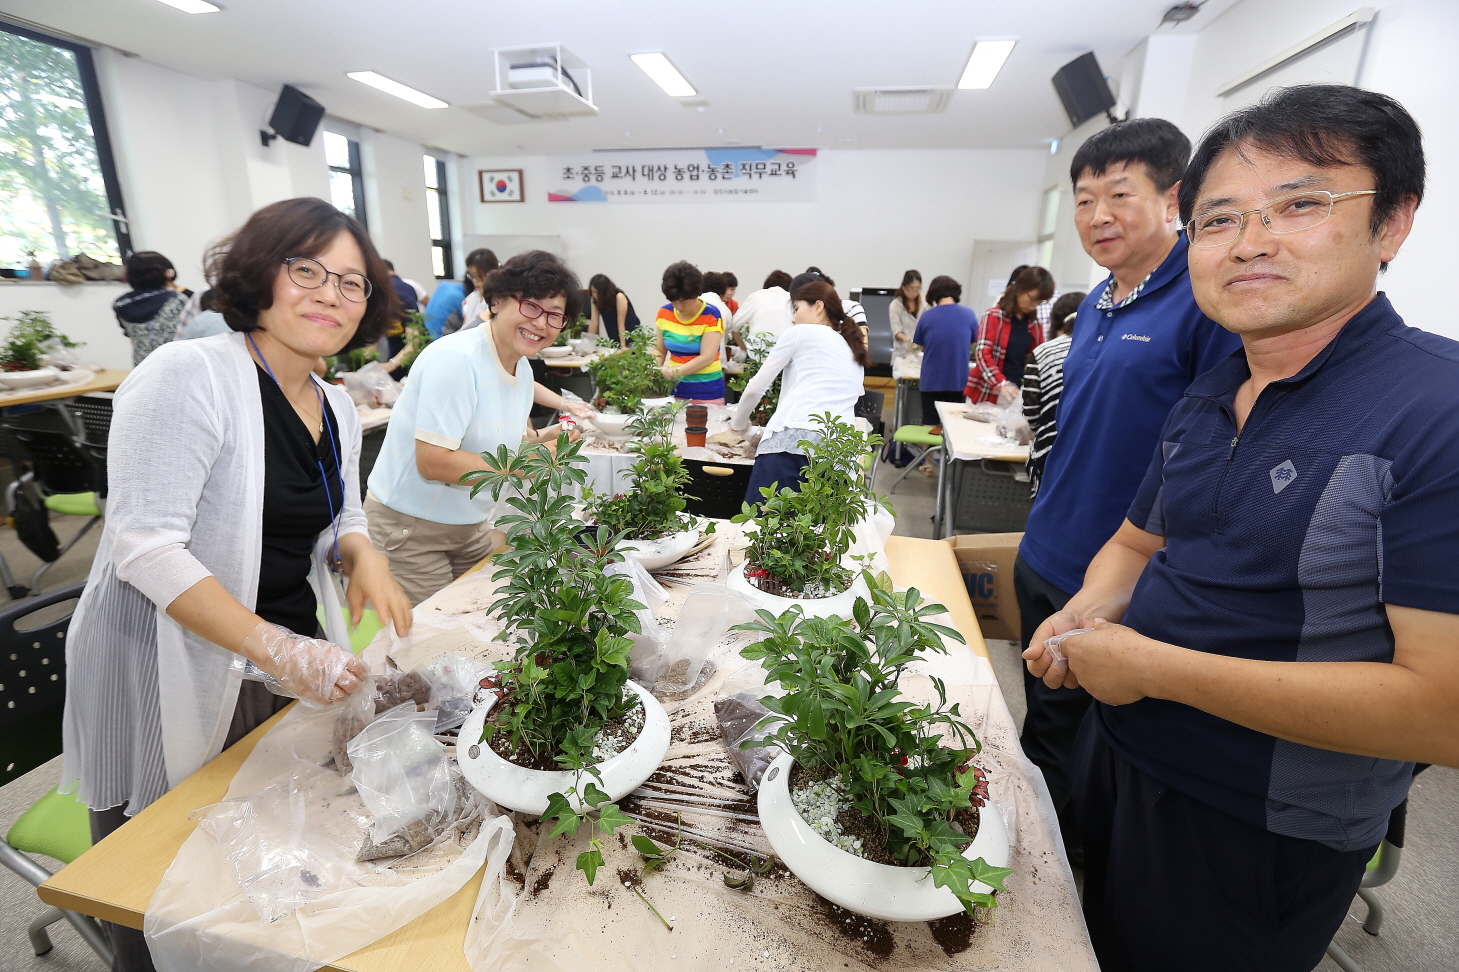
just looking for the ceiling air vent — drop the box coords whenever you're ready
[853,86,954,114]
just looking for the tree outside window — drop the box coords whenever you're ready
[0,25,129,271]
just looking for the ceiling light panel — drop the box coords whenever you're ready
[630,53,696,98]
[347,72,448,109]
[958,40,1016,89]
[154,0,221,12]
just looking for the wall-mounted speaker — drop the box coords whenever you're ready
[1051,52,1117,129]
[262,84,325,148]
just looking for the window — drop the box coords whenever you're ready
[1036,186,1060,269]
[0,23,130,271]
[424,154,452,279]
[324,130,366,227]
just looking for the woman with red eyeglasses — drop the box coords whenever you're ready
[364,250,583,604]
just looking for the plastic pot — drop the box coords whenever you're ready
[685,426,708,448]
[726,562,870,620]
[757,752,1011,921]
[457,680,670,814]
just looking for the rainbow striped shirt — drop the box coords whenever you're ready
[656,300,725,399]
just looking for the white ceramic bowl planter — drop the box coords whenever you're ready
[757,752,1010,922]
[727,562,870,621]
[457,680,670,814]
[0,367,59,390]
[619,525,699,572]
[589,410,634,436]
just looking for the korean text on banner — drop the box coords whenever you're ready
[547,148,817,203]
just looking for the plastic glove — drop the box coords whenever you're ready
[239,622,369,707]
[728,410,749,433]
[996,381,1020,405]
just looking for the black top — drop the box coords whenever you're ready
[256,366,343,636]
[599,295,640,343]
[1003,316,1033,388]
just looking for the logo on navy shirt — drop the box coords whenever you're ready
[1270,459,1298,494]
[1121,333,1152,342]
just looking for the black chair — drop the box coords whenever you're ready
[60,395,113,447]
[1324,789,1416,972]
[855,390,885,439]
[0,582,85,786]
[2,424,105,595]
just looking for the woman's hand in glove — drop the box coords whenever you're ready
[239,622,368,706]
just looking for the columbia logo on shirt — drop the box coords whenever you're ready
[1121,333,1153,343]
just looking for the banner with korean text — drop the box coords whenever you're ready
[546,148,816,203]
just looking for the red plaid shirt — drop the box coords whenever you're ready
[965,306,1046,403]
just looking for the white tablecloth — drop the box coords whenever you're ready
[935,400,1029,463]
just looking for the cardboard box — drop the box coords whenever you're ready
[945,533,1023,643]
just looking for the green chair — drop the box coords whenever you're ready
[1,786,114,963]
[30,491,103,592]
[882,424,943,495]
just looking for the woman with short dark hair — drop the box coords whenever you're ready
[654,260,726,404]
[64,196,412,972]
[365,250,584,604]
[966,266,1055,404]
[912,275,979,425]
[113,250,188,364]
[586,272,640,348]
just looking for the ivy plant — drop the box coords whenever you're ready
[584,404,697,541]
[732,413,879,597]
[736,579,1014,915]
[460,434,643,886]
[725,331,779,426]
[586,326,675,413]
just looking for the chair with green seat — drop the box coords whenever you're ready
[1,786,113,963]
[881,424,942,494]
[1,422,106,595]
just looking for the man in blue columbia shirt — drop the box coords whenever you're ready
[1025,85,1458,971]
[1015,119,1240,850]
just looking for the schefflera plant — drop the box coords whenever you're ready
[736,580,1015,914]
[733,412,880,597]
[586,325,676,413]
[584,404,698,541]
[461,433,640,884]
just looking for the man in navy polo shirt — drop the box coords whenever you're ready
[1014,119,1241,849]
[1026,85,1458,971]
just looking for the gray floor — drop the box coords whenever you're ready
[870,426,1459,972]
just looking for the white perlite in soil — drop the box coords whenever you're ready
[591,697,645,762]
[790,774,864,856]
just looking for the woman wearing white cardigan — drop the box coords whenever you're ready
[61,198,412,972]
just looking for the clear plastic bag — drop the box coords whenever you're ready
[192,760,376,922]
[347,702,457,843]
[651,589,758,695]
[995,392,1032,445]
[713,690,782,791]
[341,361,401,407]
[418,654,494,731]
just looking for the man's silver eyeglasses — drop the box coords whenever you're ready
[1188,190,1378,248]
[283,257,372,302]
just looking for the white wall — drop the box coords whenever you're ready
[459,148,1046,314]
[360,130,436,292]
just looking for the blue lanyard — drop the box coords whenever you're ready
[248,334,344,572]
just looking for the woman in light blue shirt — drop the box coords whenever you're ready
[365,251,582,604]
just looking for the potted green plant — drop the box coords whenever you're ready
[585,326,675,423]
[728,412,878,618]
[725,331,779,425]
[454,434,671,886]
[0,311,81,388]
[396,309,432,371]
[739,581,1013,921]
[584,405,701,570]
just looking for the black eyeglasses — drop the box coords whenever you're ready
[283,257,372,302]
